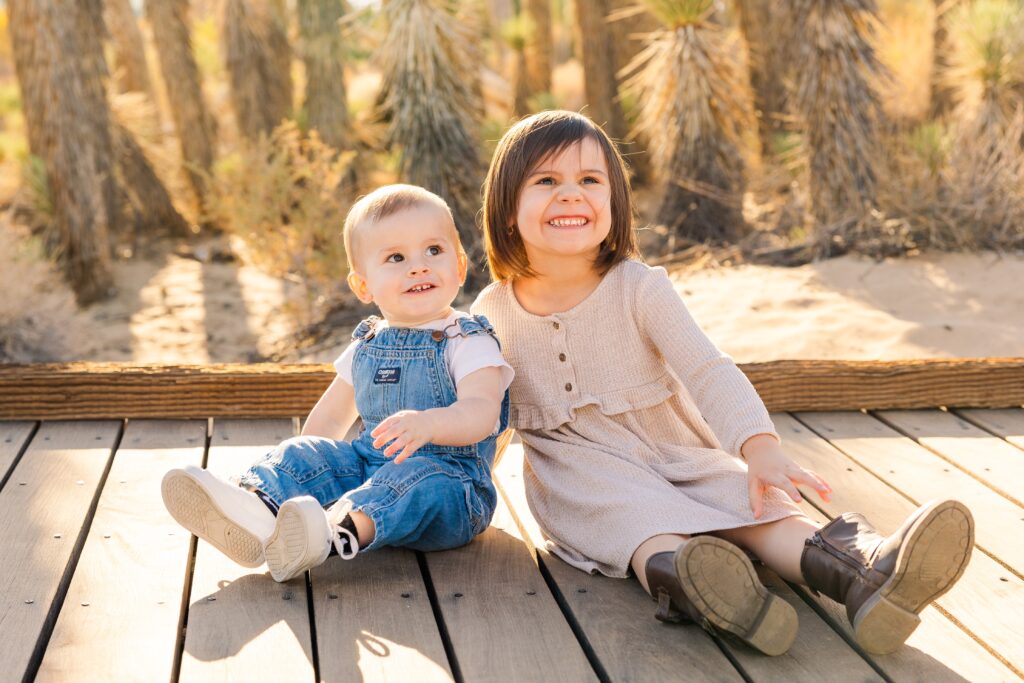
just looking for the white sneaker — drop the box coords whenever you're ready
[161,465,276,568]
[264,496,359,583]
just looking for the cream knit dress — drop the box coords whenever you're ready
[471,259,801,577]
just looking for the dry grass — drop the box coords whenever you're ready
[203,119,355,324]
[0,215,79,361]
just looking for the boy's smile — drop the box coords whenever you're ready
[347,204,467,327]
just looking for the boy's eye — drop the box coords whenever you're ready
[426,245,443,256]
[386,253,404,263]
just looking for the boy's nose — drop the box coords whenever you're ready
[408,261,430,275]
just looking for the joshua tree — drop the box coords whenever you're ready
[8,0,116,303]
[623,0,754,245]
[104,0,155,98]
[376,0,487,289]
[523,0,553,95]
[223,0,294,141]
[929,0,959,120]
[574,0,627,141]
[788,0,886,227]
[297,0,353,153]
[734,0,789,155]
[147,0,218,212]
[502,14,533,117]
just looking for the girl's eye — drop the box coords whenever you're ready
[582,176,600,184]
[386,253,404,263]
[426,245,442,256]
[536,176,555,185]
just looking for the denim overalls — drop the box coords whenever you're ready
[240,314,509,553]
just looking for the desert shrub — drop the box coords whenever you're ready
[203,119,355,323]
[0,216,79,362]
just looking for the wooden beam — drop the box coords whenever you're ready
[1,358,1022,419]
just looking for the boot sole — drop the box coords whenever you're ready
[265,497,329,583]
[161,470,264,567]
[852,499,974,654]
[676,536,798,656]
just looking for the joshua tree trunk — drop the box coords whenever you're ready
[8,0,116,303]
[735,0,788,156]
[789,0,885,228]
[929,0,957,120]
[377,0,487,290]
[523,0,553,95]
[104,0,155,97]
[298,0,352,152]
[573,0,626,141]
[112,122,191,237]
[224,0,294,141]
[147,0,218,212]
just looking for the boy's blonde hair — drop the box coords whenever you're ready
[344,184,462,272]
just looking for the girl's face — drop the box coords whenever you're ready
[514,137,612,269]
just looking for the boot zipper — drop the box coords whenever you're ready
[807,535,868,576]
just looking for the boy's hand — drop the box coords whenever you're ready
[371,410,437,464]
[742,434,831,519]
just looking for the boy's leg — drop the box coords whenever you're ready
[632,532,798,656]
[238,436,366,509]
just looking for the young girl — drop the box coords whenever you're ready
[471,110,975,656]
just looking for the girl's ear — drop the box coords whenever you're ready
[347,271,373,303]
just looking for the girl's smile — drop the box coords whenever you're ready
[514,137,612,266]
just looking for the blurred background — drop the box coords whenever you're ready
[1,0,1022,365]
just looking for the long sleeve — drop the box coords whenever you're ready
[636,266,778,457]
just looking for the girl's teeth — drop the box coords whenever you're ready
[550,218,587,227]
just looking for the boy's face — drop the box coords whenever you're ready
[347,204,467,326]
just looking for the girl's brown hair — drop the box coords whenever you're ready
[482,110,638,282]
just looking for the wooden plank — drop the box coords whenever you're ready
[874,408,1024,507]
[0,420,120,682]
[310,548,453,682]
[958,407,1024,450]
[35,420,206,682]
[179,418,316,681]
[0,420,36,483]
[3,358,1024,419]
[796,410,1024,572]
[496,445,878,683]
[422,474,597,682]
[792,502,1022,683]
[773,412,1024,676]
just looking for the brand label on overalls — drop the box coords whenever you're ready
[374,367,401,384]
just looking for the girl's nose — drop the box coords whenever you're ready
[556,183,584,202]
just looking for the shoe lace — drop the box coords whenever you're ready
[326,500,359,560]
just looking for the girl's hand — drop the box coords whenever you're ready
[741,434,831,519]
[371,410,437,464]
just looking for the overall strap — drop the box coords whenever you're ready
[351,315,383,341]
[445,314,499,345]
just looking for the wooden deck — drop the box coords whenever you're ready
[2,406,1023,682]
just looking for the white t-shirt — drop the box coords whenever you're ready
[333,310,514,432]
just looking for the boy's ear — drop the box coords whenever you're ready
[347,271,373,303]
[457,250,468,285]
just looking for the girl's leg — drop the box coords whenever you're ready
[631,534,688,594]
[712,515,821,584]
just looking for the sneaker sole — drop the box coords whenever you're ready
[676,536,798,656]
[265,498,329,583]
[161,470,264,567]
[853,499,974,654]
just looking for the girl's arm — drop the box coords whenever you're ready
[637,268,777,457]
[368,366,505,463]
[301,375,359,440]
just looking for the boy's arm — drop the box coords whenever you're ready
[369,366,505,463]
[301,375,359,440]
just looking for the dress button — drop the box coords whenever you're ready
[558,353,566,362]
[565,383,572,392]
[552,322,560,330]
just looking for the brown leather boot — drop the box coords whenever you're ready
[800,499,974,654]
[645,536,798,656]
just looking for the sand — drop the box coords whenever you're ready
[73,247,1024,364]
